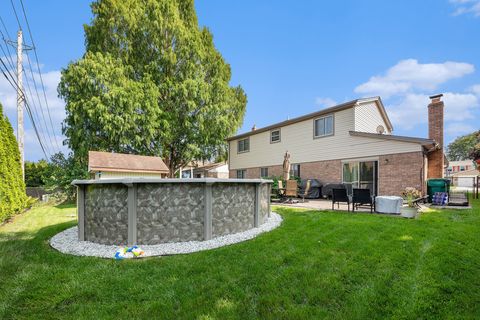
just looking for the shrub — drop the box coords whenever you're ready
[43,152,88,201]
[0,103,28,222]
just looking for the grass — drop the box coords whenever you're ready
[1,201,480,319]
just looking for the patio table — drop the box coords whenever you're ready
[375,196,403,214]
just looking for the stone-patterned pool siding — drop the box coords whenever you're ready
[75,178,272,246]
[211,183,255,237]
[259,183,270,225]
[136,183,205,244]
[84,184,128,245]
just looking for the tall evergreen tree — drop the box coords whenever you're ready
[0,103,27,222]
[59,0,247,176]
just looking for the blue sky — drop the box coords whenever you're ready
[0,0,479,161]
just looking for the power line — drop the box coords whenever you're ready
[0,56,51,159]
[24,48,57,152]
[1,13,59,156]
[0,57,50,160]
[18,0,61,151]
[1,26,55,158]
[23,65,54,157]
[9,0,22,30]
[0,17,16,71]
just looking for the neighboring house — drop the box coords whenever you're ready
[227,95,447,196]
[450,168,479,188]
[88,151,169,179]
[445,160,476,177]
[193,162,229,178]
[179,161,229,178]
[179,162,196,178]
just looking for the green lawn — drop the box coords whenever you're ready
[1,201,480,319]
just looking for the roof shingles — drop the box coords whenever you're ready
[88,151,169,173]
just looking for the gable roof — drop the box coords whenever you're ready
[88,151,169,174]
[226,97,393,141]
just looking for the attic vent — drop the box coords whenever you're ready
[376,125,385,134]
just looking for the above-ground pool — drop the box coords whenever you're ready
[72,178,272,246]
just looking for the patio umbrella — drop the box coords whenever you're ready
[283,151,291,181]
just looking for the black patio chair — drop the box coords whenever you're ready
[352,188,375,213]
[332,188,350,212]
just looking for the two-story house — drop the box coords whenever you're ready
[227,95,446,196]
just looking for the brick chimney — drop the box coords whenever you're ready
[427,94,444,178]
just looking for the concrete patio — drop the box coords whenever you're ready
[272,198,376,213]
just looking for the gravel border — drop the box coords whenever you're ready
[50,212,282,259]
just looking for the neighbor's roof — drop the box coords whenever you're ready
[193,162,227,171]
[451,168,479,177]
[349,131,436,147]
[227,97,393,141]
[88,151,169,174]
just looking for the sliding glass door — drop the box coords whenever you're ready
[342,160,378,195]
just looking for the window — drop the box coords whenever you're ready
[314,115,334,138]
[260,167,269,178]
[290,164,300,178]
[181,170,192,178]
[237,138,250,153]
[237,169,246,179]
[270,129,281,143]
[342,161,378,196]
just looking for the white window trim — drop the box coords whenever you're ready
[237,138,250,154]
[313,114,334,138]
[270,129,281,144]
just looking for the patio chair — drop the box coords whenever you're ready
[284,180,299,203]
[352,188,375,213]
[332,188,350,212]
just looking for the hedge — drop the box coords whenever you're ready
[0,103,27,223]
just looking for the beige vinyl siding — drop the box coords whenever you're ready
[98,171,165,179]
[229,107,421,170]
[354,101,391,134]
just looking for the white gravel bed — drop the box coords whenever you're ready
[50,212,282,259]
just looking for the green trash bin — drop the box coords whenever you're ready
[427,179,450,202]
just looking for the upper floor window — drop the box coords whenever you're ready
[314,115,334,138]
[270,129,281,143]
[237,138,250,153]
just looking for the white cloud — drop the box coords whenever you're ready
[387,94,430,130]
[315,97,337,108]
[0,56,66,161]
[386,92,479,130]
[354,59,474,98]
[450,0,480,17]
[469,83,480,95]
[443,92,479,121]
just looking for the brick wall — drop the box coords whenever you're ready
[298,159,342,183]
[427,98,444,178]
[230,151,426,196]
[379,151,425,196]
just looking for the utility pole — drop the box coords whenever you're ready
[16,30,24,179]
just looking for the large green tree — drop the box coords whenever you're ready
[59,0,247,176]
[446,130,480,161]
[0,103,27,222]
